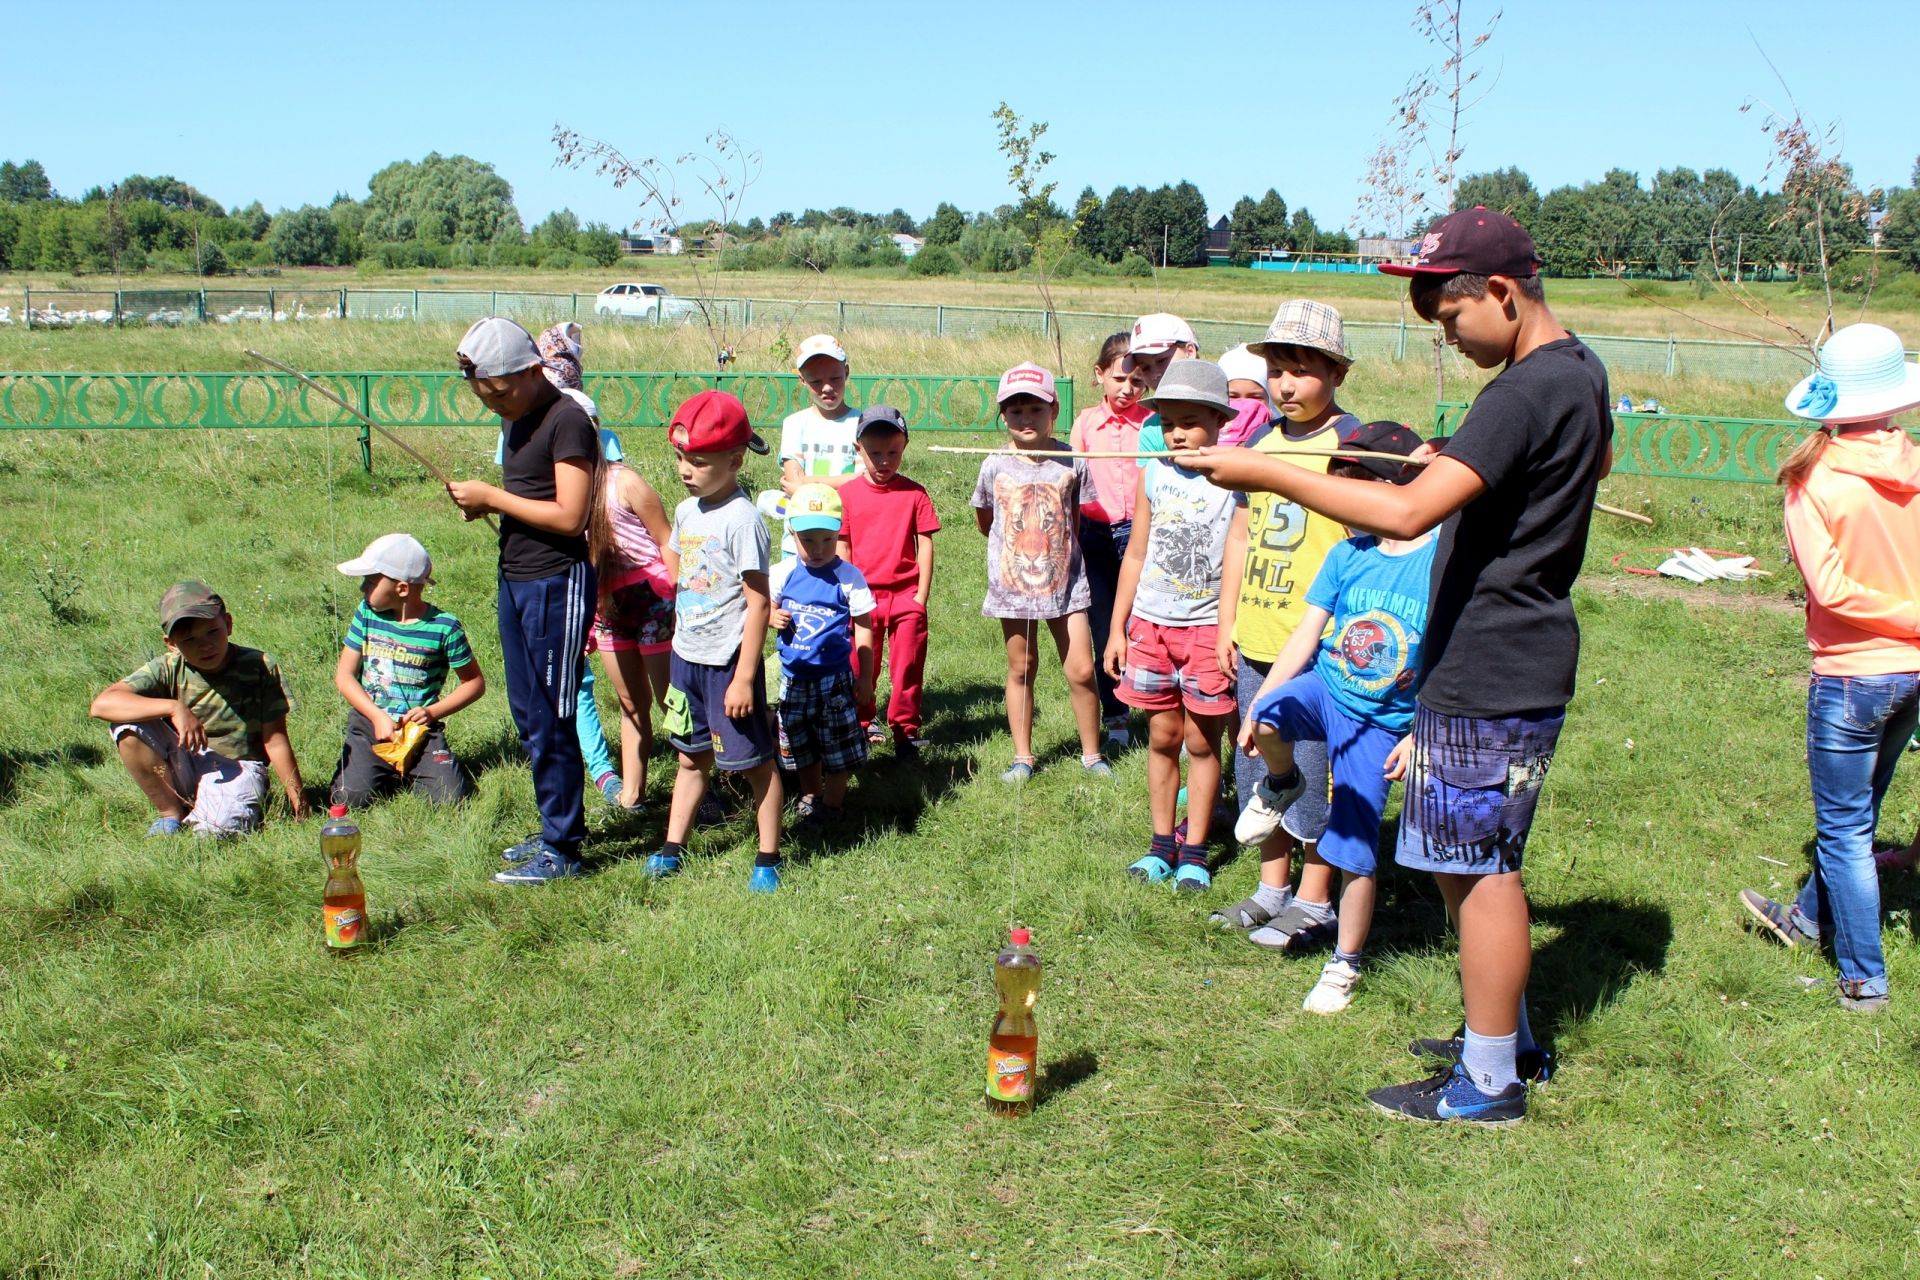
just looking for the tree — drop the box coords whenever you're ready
[362,153,521,245]
[0,160,55,202]
[992,101,1075,367]
[577,222,622,266]
[267,205,341,266]
[924,201,965,246]
[879,208,917,235]
[1253,189,1289,247]
[111,174,221,215]
[1165,181,1209,265]
[1454,167,1540,224]
[531,208,581,251]
[1227,195,1259,265]
[1882,187,1920,271]
[1069,186,1103,257]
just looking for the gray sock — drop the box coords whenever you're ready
[1253,883,1293,914]
[1295,897,1336,926]
[1462,1028,1519,1095]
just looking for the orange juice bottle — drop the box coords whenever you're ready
[320,805,367,953]
[985,927,1041,1116]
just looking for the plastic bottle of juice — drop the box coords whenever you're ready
[320,805,367,953]
[985,926,1041,1116]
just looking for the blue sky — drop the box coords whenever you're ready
[11,1,1913,231]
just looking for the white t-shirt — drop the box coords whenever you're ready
[778,406,862,481]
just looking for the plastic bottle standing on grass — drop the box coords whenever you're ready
[986,927,1042,1116]
[321,805,367,953]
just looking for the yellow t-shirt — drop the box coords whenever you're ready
[1231,417,1355,664]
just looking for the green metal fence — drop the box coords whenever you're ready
[9,286,1910,387]
[0,370,1074,472]
[1431,401,1862,485]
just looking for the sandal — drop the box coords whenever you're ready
[1127,854,1173,882]
[1247,898,1337,952]
[1210,893,1282,930]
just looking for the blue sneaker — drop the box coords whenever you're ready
[1127,854,1173,882]
[1000,760,1035,785]
[1081,756,1113,779]
[644,851,684,880]
[146,816,185,837]
[1173,863,1212,893]
[491,846,584,885]
[595,771,623,808]
[1367,1062,1528,1127]
[748,863,781,893]
[501,835,543,864]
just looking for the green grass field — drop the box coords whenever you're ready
[4,380,1920,1276]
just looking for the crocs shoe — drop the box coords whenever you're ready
[1127,854,1173,883]
[492,845,584,885]
[1233,770,1306,846]
[146,816,185,837]
[644,852,684,880]
[748,863,781,893]
[1173,863,1212,893]
[1367,1061,1527,1127]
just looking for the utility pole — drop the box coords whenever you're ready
[1161,223,1168,268]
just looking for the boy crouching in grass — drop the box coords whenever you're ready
[1102,361,1241,891]
[90,580,308,836]
[770,484,878,831]
[1233,424,1435,1015]
[649,391,785,893]
[330,534,487,807]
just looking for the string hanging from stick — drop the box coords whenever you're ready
[245,350,498,532]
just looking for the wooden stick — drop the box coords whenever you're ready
[246,351,498,532]
[928,445,1658,525]
[927,444,1431,466]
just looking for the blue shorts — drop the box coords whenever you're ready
[1394,704,1565,876]
[665,650,776,771]
[1250,674,1401,876]
[779,669,869,774]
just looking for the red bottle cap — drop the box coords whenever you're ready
[329,804,348,818]
[1009,927,1030,946]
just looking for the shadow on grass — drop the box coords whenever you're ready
[0,742,106,807]
[1036,1049,1099,1108]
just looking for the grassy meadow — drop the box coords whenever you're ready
[4,309,1920,1276]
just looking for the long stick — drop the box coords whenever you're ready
[928,445,1658,524]
[245,350,498,531]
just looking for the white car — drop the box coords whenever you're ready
[594,282,699,322]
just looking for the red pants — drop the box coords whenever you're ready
[858,587,929,737]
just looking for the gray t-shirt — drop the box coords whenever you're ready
[669,487,772,664]
[1132,460,1238,626]
[970,444,1093,620]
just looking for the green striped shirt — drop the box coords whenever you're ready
[345,603,473,714]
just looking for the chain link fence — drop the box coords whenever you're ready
[6,286,1907,384]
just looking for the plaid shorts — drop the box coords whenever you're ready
[1116,616,1235,716]
[779,669,870,774]
[1394,704,1565,875]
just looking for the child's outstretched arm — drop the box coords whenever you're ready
[1215,505,1250,677]
[728,570,771,719]
[1103,484,1153,681]
[1180,451,1485,541]
[261,717,310,820]
[333,646,395,742]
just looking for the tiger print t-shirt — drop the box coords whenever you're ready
[971,444,1094,621]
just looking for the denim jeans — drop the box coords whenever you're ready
[1789,672,1920,1000]
[1082,518,1132,719]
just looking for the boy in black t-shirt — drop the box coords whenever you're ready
[449,316,603,884]
[1182,207,1610,1126]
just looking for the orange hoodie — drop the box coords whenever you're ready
[1783,426,1920,676]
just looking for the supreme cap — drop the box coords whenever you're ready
[1128,312,1197,355]
[996,362,1057,404]
[1380,206,1541,279]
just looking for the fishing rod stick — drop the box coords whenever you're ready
[245,350,498,531]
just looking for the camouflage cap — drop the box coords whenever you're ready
[159,580,225,632]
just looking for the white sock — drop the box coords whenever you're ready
[1461,1028,1519,1096]
[1253,882,1293,913]
[1295,897,1335,926]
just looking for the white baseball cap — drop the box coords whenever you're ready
[1129,313,1197,356]
[338,533,433,584]
[456,316,543,379]
[794,334,849,370]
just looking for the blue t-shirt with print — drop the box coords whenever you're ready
[768,556,876,679]
[1304,535,1437,732]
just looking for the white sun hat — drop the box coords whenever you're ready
[1785,323,1920,424]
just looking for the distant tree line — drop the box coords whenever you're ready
[3,153,1915,285]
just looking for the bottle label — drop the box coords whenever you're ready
[986,1044,1035,1103]
[325,904,365,948]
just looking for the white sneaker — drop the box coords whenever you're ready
[1232,771,1305,846]
[1303,958,1361,1015]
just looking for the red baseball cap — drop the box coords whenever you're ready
[1380,206,1541,279]
[668,390,768,454]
